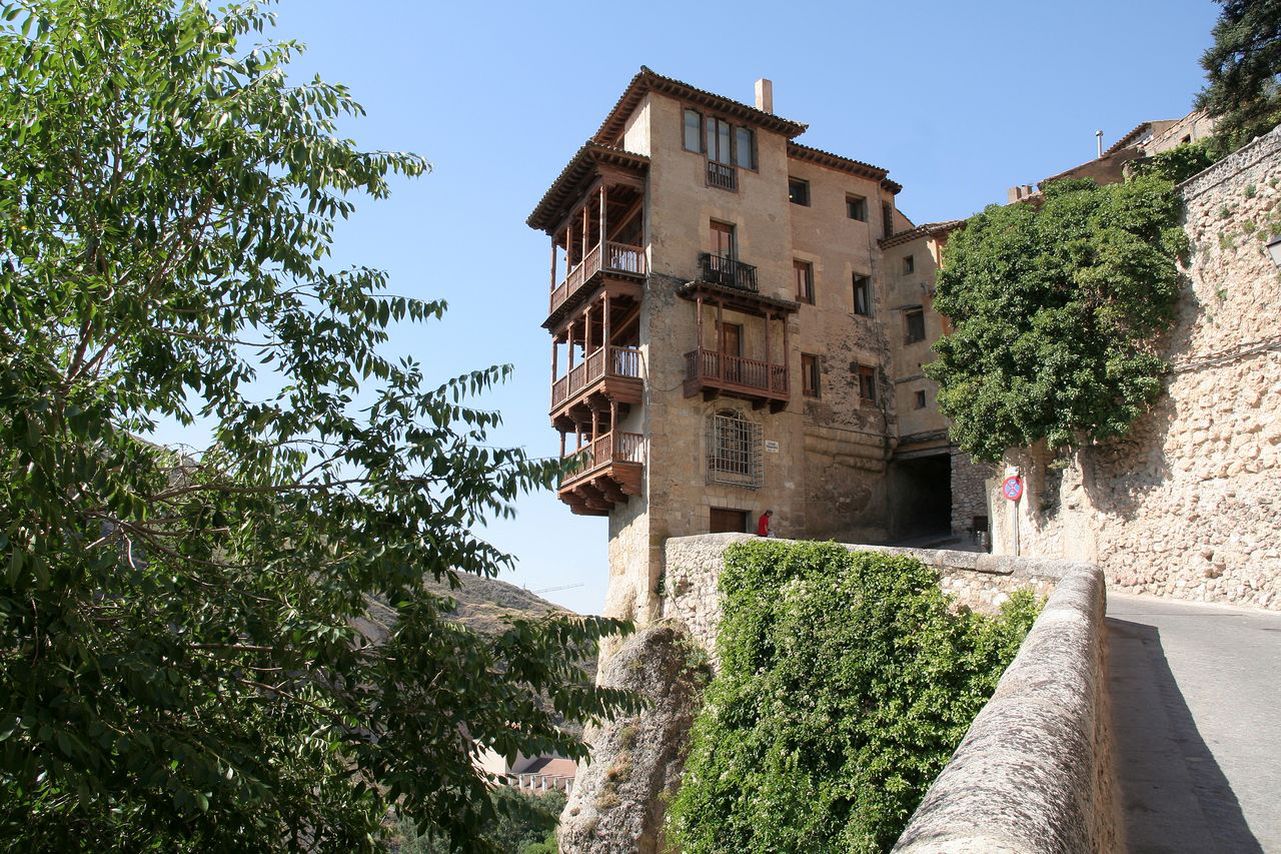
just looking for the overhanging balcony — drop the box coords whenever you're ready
[558,431,644,516]
[551,346,643,429]
[549,242,646,318]
[684,348,789,412]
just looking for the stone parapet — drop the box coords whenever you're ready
[893,563,1117,853]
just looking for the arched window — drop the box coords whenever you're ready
[707,410,762,488]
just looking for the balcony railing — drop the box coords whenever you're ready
[549,242,647,314]
[699,252,758,293]
[562,431,645,480]
[550,346,643,409]
[684,348,788,395]
[707,160,737,191]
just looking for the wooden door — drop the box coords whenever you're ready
[709,507,748,534]
[721,322,742,385]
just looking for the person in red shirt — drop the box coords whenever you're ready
[756,509,773,537]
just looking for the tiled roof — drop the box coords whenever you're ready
[878,220,965,249]
[527,142,649,234]
[785,142,900,193]
[594,66,808,145]
[1102,119,1180,157]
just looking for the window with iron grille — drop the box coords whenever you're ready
[707,411,763,488]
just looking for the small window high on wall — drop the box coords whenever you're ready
[853,274,872,316]
[801,354,820,398]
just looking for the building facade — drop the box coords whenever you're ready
[528,68,980,633]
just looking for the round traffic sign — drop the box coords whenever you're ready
[1002,475,1024,502]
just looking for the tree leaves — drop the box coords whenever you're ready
[0,1,634,850]
[926,175,1185,462]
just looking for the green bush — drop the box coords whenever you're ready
[666,542,1039,853]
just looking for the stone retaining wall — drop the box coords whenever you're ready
[662,533,1065,659]
[893,563,1118,853]
[991,127,1281,611]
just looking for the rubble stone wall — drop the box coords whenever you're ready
[991,127,1281,611]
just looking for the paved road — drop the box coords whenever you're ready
[1107,593,1281,853]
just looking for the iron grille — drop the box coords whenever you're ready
[707,412,763,488]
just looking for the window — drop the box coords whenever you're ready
[903,254,915,274]
[905,308,926,343]
[794,260,814,304]
[706,116,733,165]
[846,194,868,221]
[788,178,810,206]
[683,109,702,152]
[882,201,894,239]
[853,274,872,316]
[707,411,762,488]
[801,353,820,398]
[709,220,735,259]
[857,365,877,403]
[914,389,927,409]
[734,126,756,169]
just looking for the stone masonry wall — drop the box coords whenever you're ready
[662,533,1062,659]
[950,450,994,537]
[894,564,1118,853]
[991,127,1281,610]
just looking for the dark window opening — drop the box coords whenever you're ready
[789,178,810,206]
[802,354,820,398]
[794,260,814,304]
[914,389,927,409]
[905,308,926,344]
[903,254,915,274]
[847,194,868,221]
[858,365,877,403]
[882,201,894,239]
[853,274,872,316]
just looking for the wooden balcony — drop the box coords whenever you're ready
[551,346,642,428]
[706,161,737,191]
[684,348,789,412]
[558,431,644,516]
[548,241,646,319]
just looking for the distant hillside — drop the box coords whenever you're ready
[425,574,577,633]
[358,573,598,691]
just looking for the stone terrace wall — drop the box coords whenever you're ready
[662,533,1064,659]
[992,127,1281,610]
[893,564,1118,853]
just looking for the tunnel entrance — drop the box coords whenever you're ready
[889,453,953,541]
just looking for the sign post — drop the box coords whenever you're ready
[1002,473,1024,556]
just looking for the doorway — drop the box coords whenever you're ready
[709,507,749,534]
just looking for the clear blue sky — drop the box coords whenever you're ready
[248,0,1218,614]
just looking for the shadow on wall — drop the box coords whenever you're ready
[1106,617,1262,853]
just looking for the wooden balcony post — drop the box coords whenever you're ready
[599,183,607,248]
[591,406,599,447]
[551,335,559,383]
[550,235,558,291]
[559,430,566,458]
[603,293,611,354]
[716,299,724,380]
[696,294,703,353]
[567,319,576,371]
[764,311,772,366]
[584,302,593,355]
[582,204,588,263]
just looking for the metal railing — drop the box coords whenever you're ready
[684,348,787,394]
[549,241,646,313]
[699,252,757,292]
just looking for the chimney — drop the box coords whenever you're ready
[1096,129,1104,159]
[755,78,773,114]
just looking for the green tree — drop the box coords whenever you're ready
[924,175,1187,463]
[666,542,1039,853]
[1196,0,1281,150]
[0,0,633,850]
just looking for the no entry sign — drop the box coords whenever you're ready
[1002,475,1024,502]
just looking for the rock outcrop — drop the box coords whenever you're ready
[558,622,709,853]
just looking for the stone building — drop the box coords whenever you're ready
[526,68,981,634]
